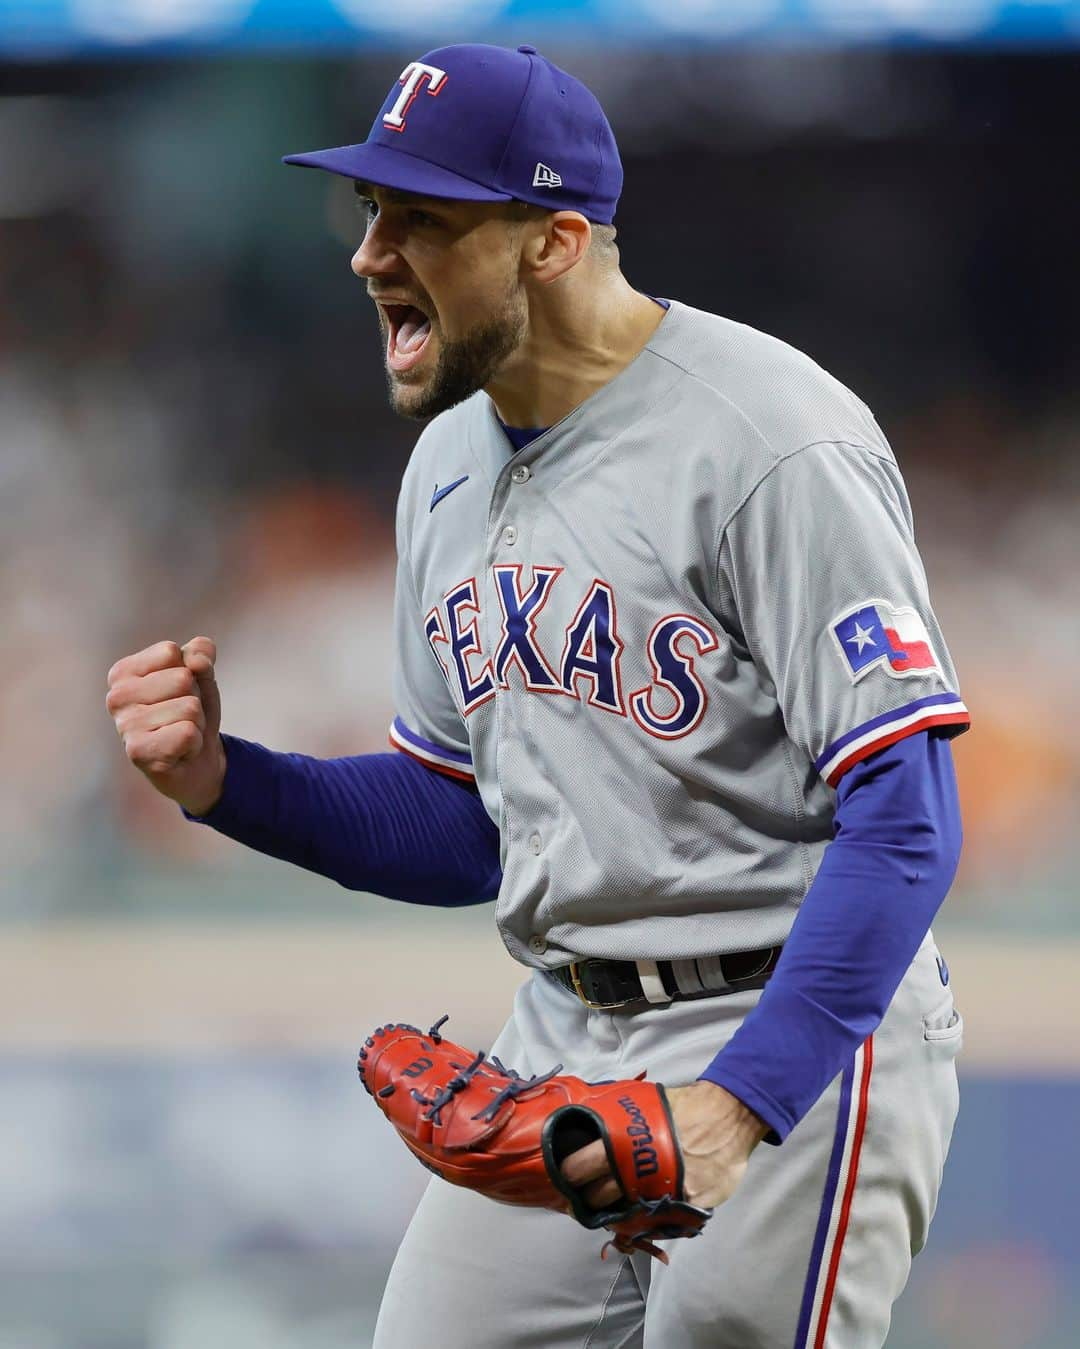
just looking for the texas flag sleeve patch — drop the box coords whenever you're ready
[817,598,971,786]
[830,599,941,683]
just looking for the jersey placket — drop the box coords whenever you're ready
[483,445,553,960]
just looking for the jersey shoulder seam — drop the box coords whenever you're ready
[711,439,890,701]
[719,438,888,536]
[645,347,778,463]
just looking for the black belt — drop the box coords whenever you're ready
[550,946,782,1011]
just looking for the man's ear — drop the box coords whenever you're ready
[522,211,592,284]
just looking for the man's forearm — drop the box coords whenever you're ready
[700,731,962,1141]
[185,734,502,906]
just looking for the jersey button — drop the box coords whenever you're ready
[527,832,543,854]
[528,934,548,955]
[501,524,518,546]
[511,465,531,484]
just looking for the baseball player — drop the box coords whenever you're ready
[106,44,970,1347]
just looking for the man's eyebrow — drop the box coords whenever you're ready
[351,180,448,209]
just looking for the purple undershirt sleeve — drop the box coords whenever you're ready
[699,729,962,1142]
[183,733,502,906]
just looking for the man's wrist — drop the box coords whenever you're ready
[670,1080,769,1154]
[179,741,228,818]
[701,1080,770,1148]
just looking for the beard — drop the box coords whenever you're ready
[384,288,528,422]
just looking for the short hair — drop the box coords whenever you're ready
[589,222,618,260]
[506,200,618,264]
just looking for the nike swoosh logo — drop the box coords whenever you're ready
[429,475,470,512]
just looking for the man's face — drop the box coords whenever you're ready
[351,184,530,421]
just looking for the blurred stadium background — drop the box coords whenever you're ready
[2,2,1078,1346]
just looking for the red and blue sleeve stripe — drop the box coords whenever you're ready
[388,716,475,782]
[815,692,969,787]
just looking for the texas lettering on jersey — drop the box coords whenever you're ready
[423,565,719,741]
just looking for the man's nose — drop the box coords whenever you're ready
[351,218,396,279]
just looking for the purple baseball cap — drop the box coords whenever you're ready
[283,43,622,225]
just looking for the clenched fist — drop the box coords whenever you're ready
[106,636,226,816]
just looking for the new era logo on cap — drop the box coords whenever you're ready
[533,162,562,188]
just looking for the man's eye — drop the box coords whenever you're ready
[409,210,440,228]
[357,198,378,222]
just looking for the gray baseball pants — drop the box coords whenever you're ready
[373,933,961,1348]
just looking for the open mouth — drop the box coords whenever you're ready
[383,302,433,374]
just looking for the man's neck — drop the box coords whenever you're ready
[484,274,667,429]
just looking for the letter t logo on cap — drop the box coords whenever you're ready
[383,62,448,134]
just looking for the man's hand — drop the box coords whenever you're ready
[560,1080,768,1211]
[106,636,226,816]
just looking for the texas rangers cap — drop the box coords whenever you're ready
[282,43,622,225]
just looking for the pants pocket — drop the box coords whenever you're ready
[923,993,964,1047]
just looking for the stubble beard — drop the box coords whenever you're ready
[384,289,528,422]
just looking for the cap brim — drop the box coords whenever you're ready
[282,141,513,203]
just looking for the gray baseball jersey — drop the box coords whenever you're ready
[388,300,969,966]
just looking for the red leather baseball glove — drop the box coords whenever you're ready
[357,1016,711,1261]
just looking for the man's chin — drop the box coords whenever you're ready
[386,362,484,422]
[387,369,445,422]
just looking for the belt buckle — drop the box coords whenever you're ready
[568,960,610,1010]
[568,960,641,1011]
